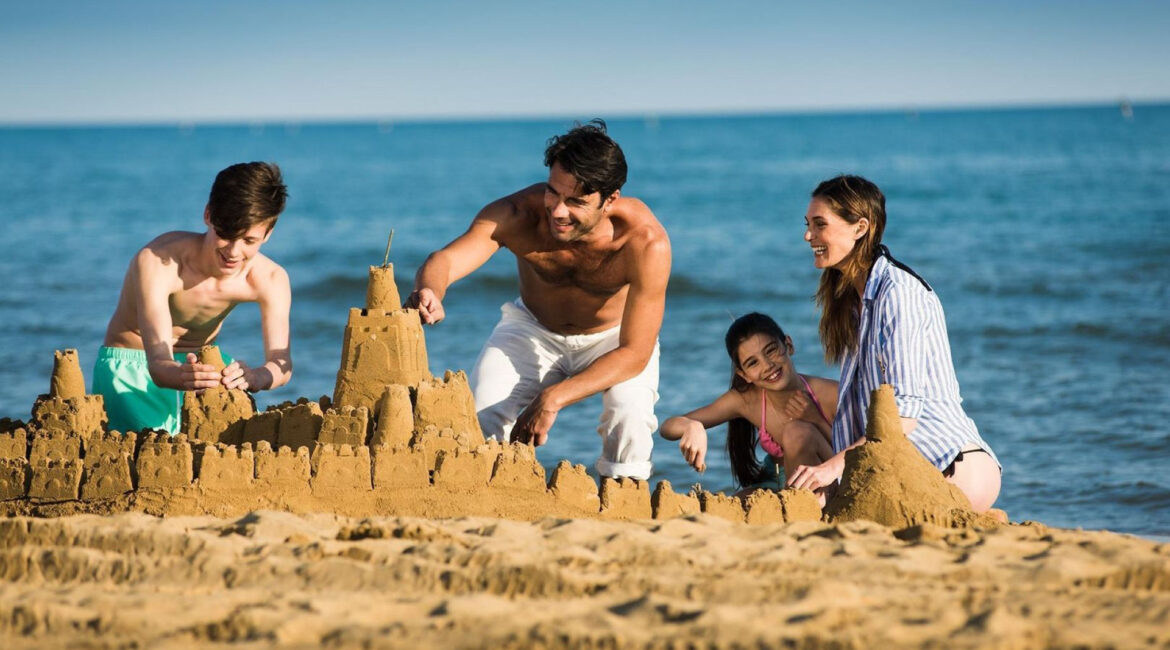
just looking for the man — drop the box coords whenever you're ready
[408,121,671,480]
[93,161,294,434]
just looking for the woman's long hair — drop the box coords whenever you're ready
[812,175,887,364]
[724,313,787,488]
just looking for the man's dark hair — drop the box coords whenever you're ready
[543,119,627,203]
[207,162,288,239]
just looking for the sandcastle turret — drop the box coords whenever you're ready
[366,264,401,311]
[333,243,430,412]
[823,385,972,528]
[181,345,254,444]
[50,349,86,400]
[31,349,107,439]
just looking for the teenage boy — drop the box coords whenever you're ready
[93,161,293,434]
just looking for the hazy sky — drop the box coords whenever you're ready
[3,0,1168,124]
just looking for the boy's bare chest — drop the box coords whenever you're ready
[168,275,250,329]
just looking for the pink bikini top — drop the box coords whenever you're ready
[758,375,831,459]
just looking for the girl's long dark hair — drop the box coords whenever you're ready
[724,313,787,488]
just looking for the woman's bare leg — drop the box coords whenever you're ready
[946,445,1002,512]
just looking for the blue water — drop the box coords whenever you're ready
[2,106,1168,536]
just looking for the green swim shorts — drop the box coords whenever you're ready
[91,346,234,435]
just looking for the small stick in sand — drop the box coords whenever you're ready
[382,230,395,267]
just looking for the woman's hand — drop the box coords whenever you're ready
[678,420,708,472]
[786,453,844,492]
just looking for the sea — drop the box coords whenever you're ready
[1,105,1167,537]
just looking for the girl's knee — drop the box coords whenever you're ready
[778,420,822,456]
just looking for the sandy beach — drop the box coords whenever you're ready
[1,510,1168,649]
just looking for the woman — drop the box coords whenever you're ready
[788,175,1001,511]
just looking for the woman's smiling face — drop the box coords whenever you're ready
[803,197,867,270]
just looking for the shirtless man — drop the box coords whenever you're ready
[408,121,671,479]
[93,162,293,434]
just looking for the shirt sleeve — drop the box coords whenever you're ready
[873,279,935,420]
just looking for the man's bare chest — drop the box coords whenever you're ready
[520,249,627,293]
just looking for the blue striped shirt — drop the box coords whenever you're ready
[831,247,998,470]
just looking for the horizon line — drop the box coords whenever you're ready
[0,96,1163,130]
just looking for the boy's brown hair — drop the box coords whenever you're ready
[207,162,288,239]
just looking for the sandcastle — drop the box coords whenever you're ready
[0,260,825,525]
[822,384,983,528]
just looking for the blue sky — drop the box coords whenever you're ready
[2,0,1168,124]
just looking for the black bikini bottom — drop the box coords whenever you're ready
[942,448,991,478]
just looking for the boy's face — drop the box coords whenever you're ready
[203,209,273,275]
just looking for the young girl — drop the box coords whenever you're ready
[660,313,838,498]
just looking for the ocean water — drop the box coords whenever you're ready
[1,106,1168,536]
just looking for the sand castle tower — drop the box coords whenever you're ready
[31,349,107,439]
[181,345,255,444]
[332,251,430,413]
[823,384,972,528]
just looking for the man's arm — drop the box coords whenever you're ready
[133,248,220,391]
[407,200,510,323]
[222,264,293,392]
[512,231,672,446]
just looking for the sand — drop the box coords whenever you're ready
[1,511,1167,648]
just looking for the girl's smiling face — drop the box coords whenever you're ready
[735,333,797,390]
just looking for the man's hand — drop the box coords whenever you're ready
[179,353,223,391]
[678,420,707,472]
[786,454,844,493]
[406,288,445,324]
[511,394,560,447]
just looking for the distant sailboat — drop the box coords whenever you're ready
[1119,98,1134,121]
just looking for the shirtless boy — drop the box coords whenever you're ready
[93,162,293,434]
[408,121,671,479]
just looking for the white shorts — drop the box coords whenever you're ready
[470,299,660,479]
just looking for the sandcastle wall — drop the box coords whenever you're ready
[0,412,826,525]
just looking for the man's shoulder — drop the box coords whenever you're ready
[477,185,542,234]
[614,197,670,253]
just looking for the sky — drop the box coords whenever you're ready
[2,0,1168,124]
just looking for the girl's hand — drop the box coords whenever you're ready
[786,454,844,492]
[679,420,708,472]
[784,389,812,420]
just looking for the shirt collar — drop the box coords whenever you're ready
[862,248,892,303]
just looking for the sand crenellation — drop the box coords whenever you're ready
[0,266,828,526]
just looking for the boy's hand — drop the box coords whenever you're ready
[784,390,812,420]
[406,288,445,324]
[679,421,707,472]
[180,353,222,391]
[221,360,253,391]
